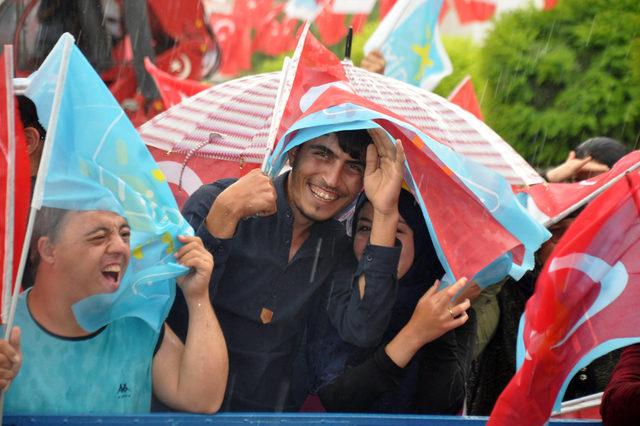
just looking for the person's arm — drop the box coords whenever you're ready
[152,236,228,414]
[0,327,21,390]
[320,278,471,411]
[326,131,405,347]
[384,278,470,368]
[544,151,609,182]
[360,50,386,74]
[601,344,640,425]
[203,169,277,239]
[168,174,277,341]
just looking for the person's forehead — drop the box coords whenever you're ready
[304,133,340,148]
[63,210,128,232]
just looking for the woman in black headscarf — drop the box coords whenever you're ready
[304,189,476,413]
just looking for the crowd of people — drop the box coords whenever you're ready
[0,62,637,423]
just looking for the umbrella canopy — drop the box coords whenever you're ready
[138,62,542,188]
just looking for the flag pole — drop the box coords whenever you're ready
[2,45,15,324]
[344,27,353,60]
[261,21,311,174]
[260,56,291,173]
[363,0,413,54]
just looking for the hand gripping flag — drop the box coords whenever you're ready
[0,45,31,324]
[263,28,549,288]
[489,171,640,425]
[364,0,452,91]
[21,34,192,333]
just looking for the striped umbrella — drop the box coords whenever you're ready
[138,61,542,193]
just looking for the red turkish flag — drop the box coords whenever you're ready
[544,0,559,10]
[146,146,259,208]
[315,8,348,46]
[490,171,640,425]
[0,46,31,320]
[144,58,210,108]
[253,3,299,56]
[447,75,484,121]
[210,12,252,76]
[453,0,496,24]
[379,0,397,19]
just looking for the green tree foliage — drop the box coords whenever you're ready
[480,0,640,167]
[435,37,484,99]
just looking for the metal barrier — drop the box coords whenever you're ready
[3,413,603,425]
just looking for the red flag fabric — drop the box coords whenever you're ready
[453,0,496,24]
[379,0,397,19]
[144,58,210,108]
[516,151,640,225]
[544,0,559,10]
[489,171,640,425]
[146,145,259,208]
[315,8,348,46]
[210,12,252,76]
[447,75,484,121]
[0,46,30,320]
[253,3,299,56]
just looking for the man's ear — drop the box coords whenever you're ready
[24,127,41,155]
[37,237,56,265]
[287,146,300,166]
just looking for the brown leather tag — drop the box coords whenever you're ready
[260,307,274,324]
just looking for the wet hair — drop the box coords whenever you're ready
[574,137,628,168]
[333,129,373,162]
[29,207,71,268]
[17,95,46,140]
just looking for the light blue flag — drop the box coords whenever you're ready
[25,34,192,332]
[266,102,550,288]
[365,0,452,91]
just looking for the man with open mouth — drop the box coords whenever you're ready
[1,208,228,415]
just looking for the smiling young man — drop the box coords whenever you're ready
[167,128,406,411]
[1,208,228,415]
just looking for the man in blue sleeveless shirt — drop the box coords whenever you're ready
[0,208,228,414]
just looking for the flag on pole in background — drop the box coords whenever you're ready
[0,45,31,323]
[144,58,210,109]
[331,0,376,14]
[452,0,496,24]
[447,75,484,121]
[364,0,452,91]
[285,0,324,19]
[24,33,192,332]
[490,171,640,425]
[264,28,549,288]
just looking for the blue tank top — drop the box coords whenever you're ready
[5,290,160,414]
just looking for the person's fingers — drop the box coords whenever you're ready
[567,150,576,161]
[575,155,593,170]
[174,239,204,260]
[424,280,439,298]
[438,277,468,305]
[449,311,469,328]
[368,128,394,158]
[0,342,18,366]
[9,327,20,357]
[365,143,379,177]
[394,139,405,166]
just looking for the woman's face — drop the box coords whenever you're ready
[353,202,415,279]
